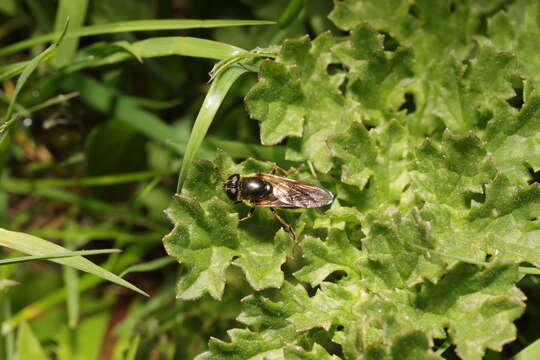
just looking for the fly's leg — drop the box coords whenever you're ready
[271,166,289,177]
[239,207,255,222]
[215,167,231,179]
[271,165,304,177]
[270,208,296,241]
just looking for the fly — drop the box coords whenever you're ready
[222,168,334,240]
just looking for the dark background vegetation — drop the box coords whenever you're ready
[0,0,332,358]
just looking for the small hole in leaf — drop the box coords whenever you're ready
[527,167,540,185]
[327,63,344,75]
[408,4,420,19]
[338,76,348,96]
[363,122,376,131]
[379,31,399,51]
[485,253,493,262]
[449,2,457,13]
[476,109,493,129]
[530,217,537,222]
[402,183,410,192]
[306,284,319,297]
[323,270,347,283]
[464,192,485,208]
[399,92,417,114]
[364,177,372,190]
[507,84,524,110]
[336,325,344,331]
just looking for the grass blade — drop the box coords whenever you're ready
[120,257,175,277]
[63,264,79,328]
[177,65,248,192]
[62,73,286,162]
[1,179,159,226]
[1,246,143,335]
[0,228,148,297]
[115,37,245,61]
[16,322,48,360]
[0,61,29,82]
[52,0,89,67]
[0,249,121,265]
[2,292,14,360]
[513,337,540,360]
[278,0,306,28]
[62,37,246,75]
[0,19,69,136]
[0,19,275,57]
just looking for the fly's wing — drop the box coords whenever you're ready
[254,174,334,208]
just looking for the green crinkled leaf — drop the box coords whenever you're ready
[196,282,309,360]
[488,0,540,87]
[428,46,515,133]
[417,263,524,360]
[359,209,446,289]
[246,33,353,173]
[485,95,540,185]
[389,331,442,360]
[329,0,503,69]
[284,343,341,360]
[293,230,362,287]
[332,23,414,122]
[233,230,291,291]
[410,130,540,267]
[411,131,495,209]
[163,195,238,300]
[163,159,294,300]
[165,3,540,358]
[328,121,376,189]
[330,119,411,216]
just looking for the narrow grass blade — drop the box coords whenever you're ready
[513,337,540,360]
[0,280,19,290]
[5,170,173,188]
[0,61,28,82]
[1,179,158,225]
[62,73,287,162]
[0,228,148,297]
[63,264,79,328]
[16,322,48,360]
[0,0,17,15]
[120,257,175,277]
[0,249,120,265]
[116,37,245,61]
[3,292,14,360]
[278,0,306,28]
[0,19,275,57]
[29,228,162,243]
[125,335,141,360]
[52,0,89,67]
[1,247,142,335]
[0,19,69,135]
[63,37,245,75]
[177,65,248,192]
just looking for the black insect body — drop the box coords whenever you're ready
[223,170,334,240]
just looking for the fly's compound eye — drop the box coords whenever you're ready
[223,174,240,202]
[225,187,238,201]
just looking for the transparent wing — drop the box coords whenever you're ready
[254,174,334,208]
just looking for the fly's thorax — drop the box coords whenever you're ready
[238,176,273,200]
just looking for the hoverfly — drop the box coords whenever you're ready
[222,168,334,240]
